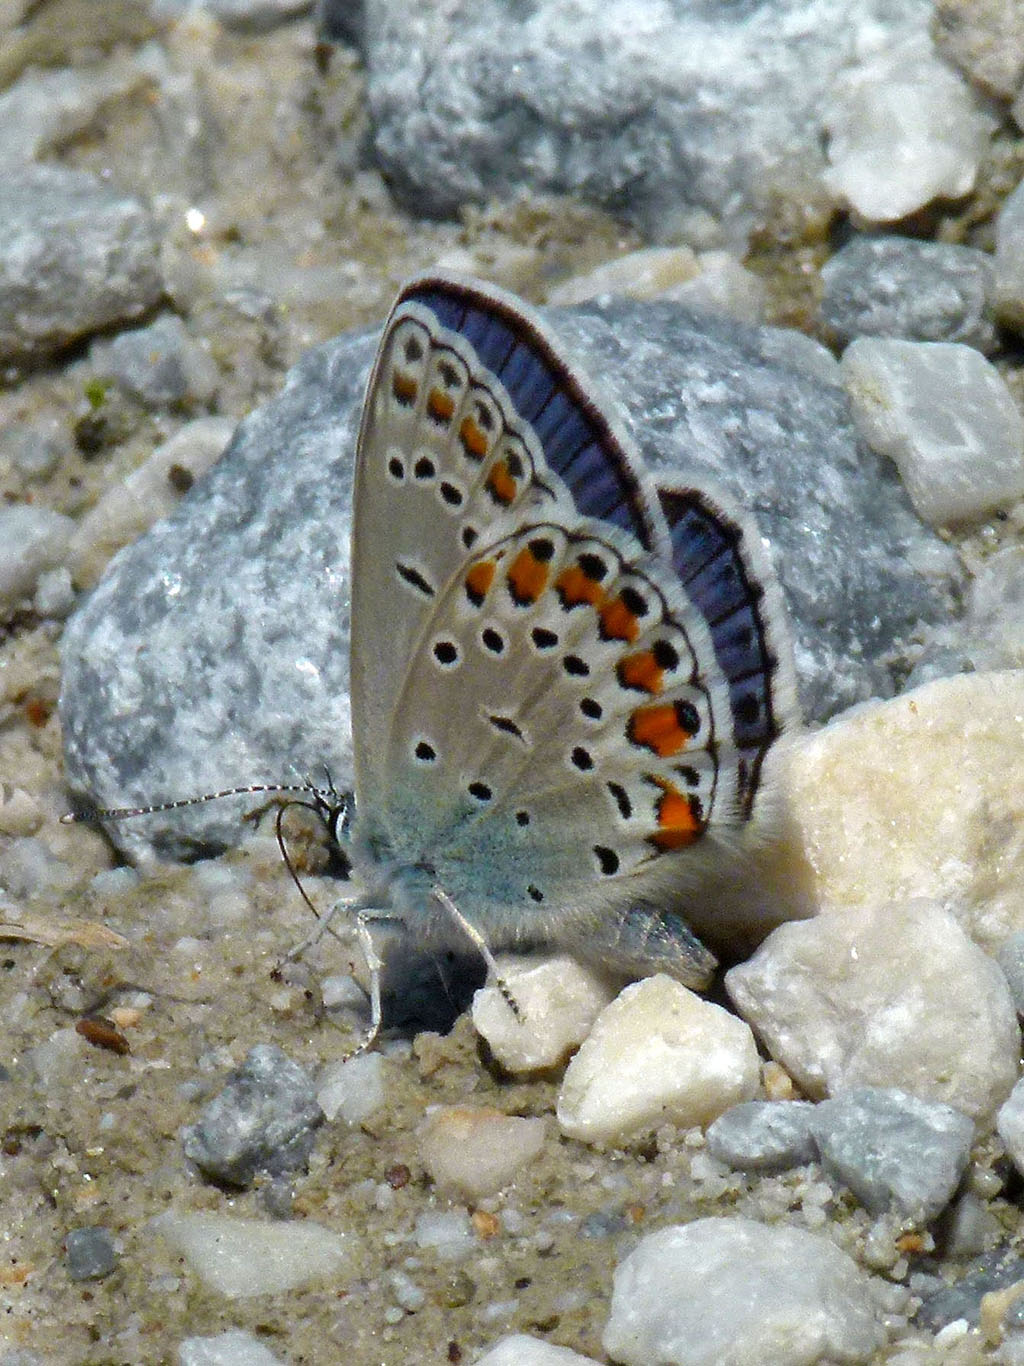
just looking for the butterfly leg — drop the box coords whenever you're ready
[575,907,718,991]
[430,884,521,1020]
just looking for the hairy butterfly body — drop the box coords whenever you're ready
[342,272,798,1001]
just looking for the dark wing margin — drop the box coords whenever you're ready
[398,274,660,552]
[657,485,794,819]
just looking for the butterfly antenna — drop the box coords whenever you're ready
[59,781,343,826]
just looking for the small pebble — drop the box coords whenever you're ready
[178,1330,286,1366]
[418,1106,546,1200]
[65,1226,116,1281]
[317,1051,385,1124]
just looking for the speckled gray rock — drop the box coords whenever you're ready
[809,1088,974,1224]
[65,1226,117,1281]
[705,1100,817,1173]
[820,236,997,353]
[60,299,963,862]
[181,1044,323,1187]
[0,165,163,361]
[339,0,935,243]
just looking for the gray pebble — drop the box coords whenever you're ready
[917,1249,1024,1331]
[65,1226,117,1281]
[91,315,218,410]
[0,165,162,362]
[181,1043,323,1187]
[997,932,1024,1016]
[706,1100,817,1173]
[820,236,997,352]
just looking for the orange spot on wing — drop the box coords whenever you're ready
[460,415,489,460]
[556,564,605,609]
[427,387,455,423]
[599,595,640,643]
[392,371,417,405]
[628,702,694,757]
[465,560,496,605]
[617,650,664,695]
[486,458,517,506]
[507,546,549,605]
[649,777,702,850]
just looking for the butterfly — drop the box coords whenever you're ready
[335,271,798,1040]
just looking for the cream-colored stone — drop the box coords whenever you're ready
[418,1106,546,1199]
[545,247,700,305]
[782,672,1024,950]
[556,975,759,1145]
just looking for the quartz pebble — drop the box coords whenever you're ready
[152,1211,352,1298]
[177,1330,285,1366]
[556,975,759,1144]
[997,932,1024,1016]
[727,898,1019,1124]
[809,1088,974,1223]
[471,954,617,1072]
[841,338,1024,525]
[778,672,1024,954]
[546,248,700,305]
[472,1336,600,1365]
[996,1079,1024,1178]
[602,1218,887,1366]
[181,1044,323,1186]
[820,236,996,352]
[418,1106,546,1199]
[316,1052,385,1125]
[823,33,993,222]
[412,1209,476,1262]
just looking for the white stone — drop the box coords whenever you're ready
[824,34,993,222]
[412,1209,476,1261]
[997,1078,1024,1176]
[777,672,1024,952]
[995,176,1024,331]
[841,338,1024,525]
[178,1329,285,1366]
[151,1212,353,1298]
[545,247,700,305]
[0,504,74,611]
[471,954,618,1072]
[473,1335,601,1365]
[556,975,759,1144]
[602,1218,886,1366]
[418,1106,547,1199]
[317,1052,385,1124]
[0,785,42,837]
[727,899,1019,1124]
[69,416,236,586]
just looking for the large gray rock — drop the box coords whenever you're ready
[0,165,163,362]
[60,299,963,862]
[330,0,947,242]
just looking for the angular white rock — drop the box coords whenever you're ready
[556,975,759,1144]
[473,1335,601,1365]
[602,1218,886,1366]
[317,1051,385,1124]
[0,505,74,612]
[418,1106,546,1199]
[778,672,1024,952]
[824,34,993,222]
[545,247,700,305]
[841,338,1024,525]
[151,1212,353,1298]
[472,954,618,1072]
[659,251,766,324]
[727,898,1019,1124]
[69,416,236,586]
